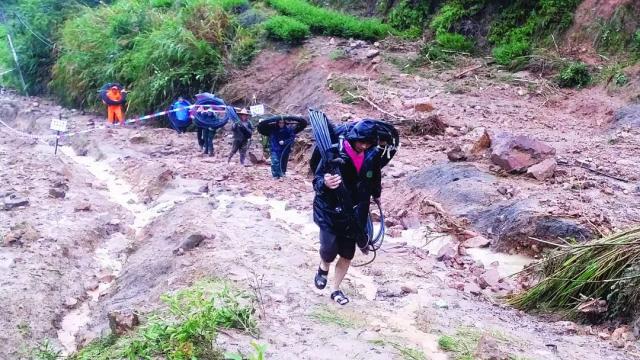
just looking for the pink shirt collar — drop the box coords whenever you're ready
[343,139,364,174]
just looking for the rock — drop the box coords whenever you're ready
[371,56,381,64]
[613,104,640,128]
[129,133,148,144]
[99,274,116,283]
[462,235,491,248]
[64,297,78,308]
[611,339,625,349]
[464,282,482,295]
[462,127,492,155]
[2,222,40,247]
[400,285,417,294]
[436,243,458,261]
[74,202,92,212]
[84,279,99,291]
[490,132,556,172]
[447,146,467,162]
[248,151,265,164]
[434,299,449,309]
[198,184,209,193]
[400,212,421,230]
[611,325,632,341]
[598,332,610,340]
[173,234,207,255]
[403,98,435,113]
[527,158,557,181]
[554,321,578,335]
[366,49,380,58]
[108,310,139,336]
[474,334,509,360]
[2,196,29,210]
[387,228,402,237]
[49,187,66,199]
[478,269,501,289]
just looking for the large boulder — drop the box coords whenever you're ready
[490,133,555,172]
[408,163,593,252]
[613,104,640,128]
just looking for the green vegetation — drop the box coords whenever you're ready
[328,48,347,60]
[264,15,310,43]
[224,342,267,360]
[266,0,392,40]
[489,0,582,66]
[387,0,429,39]
[70,279,258,360]
[32,340,61,360]
[370,338,427,360]
[435,32,473,52]
[556,61,591,88]
[327,76,361,104]
[438,327,482,360]
[50,0,260,114]
[0,0,81,93]
[429,2,465,34]
[309,304,361,328]
[509,227,640,321]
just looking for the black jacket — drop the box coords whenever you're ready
[231,121,253,142]
[312,142,382,239]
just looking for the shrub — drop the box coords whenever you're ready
[70,280,257,359]
[51,0,259,114]
[266,0,392,41]
[429,2,465,34]
[557,62,591,88]
[492,39,531,66]
[264,15,310,43]
[387,0,425,32]
[436,32,474,53]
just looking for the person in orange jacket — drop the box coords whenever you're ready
[102,85,126,125]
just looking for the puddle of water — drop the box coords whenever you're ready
[57,303,90,355]
[217,194,317,235]
[389,226,532,277]
[466,248,533,277]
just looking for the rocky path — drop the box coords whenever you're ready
[1,89,634,359]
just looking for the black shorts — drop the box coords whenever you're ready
[319,230,356,262]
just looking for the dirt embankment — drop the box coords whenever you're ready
[1,35,639,359]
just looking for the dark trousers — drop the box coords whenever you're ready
[228,139,249,164]
[202,128,215,155]
[270,147,291,178]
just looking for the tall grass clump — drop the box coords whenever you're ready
[0,0,81,94]
[266,0,391,41]
[52,0,259,114]
[264,15,310,43]
[70,280,258,360]
[509,227,640,321]
[556,61,591,88]
[0,25,21,90]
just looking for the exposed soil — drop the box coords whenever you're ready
[1,36,639,359]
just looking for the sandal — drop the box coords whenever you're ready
[314,267,328,290]
[331,290,350,305]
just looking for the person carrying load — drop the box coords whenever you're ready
[310,115,383,306]
[99,83,127,126]
[168,96,192,133]
[257,115,308,179]
[227,108,253,165]
[193,93,229,156]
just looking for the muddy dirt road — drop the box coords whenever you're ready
[0,88,635,359]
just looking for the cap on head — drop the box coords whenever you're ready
[238,108,250,115]
[346,120,377,144]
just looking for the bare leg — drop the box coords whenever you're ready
[331,256,351,292]
[319,259,330,272]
